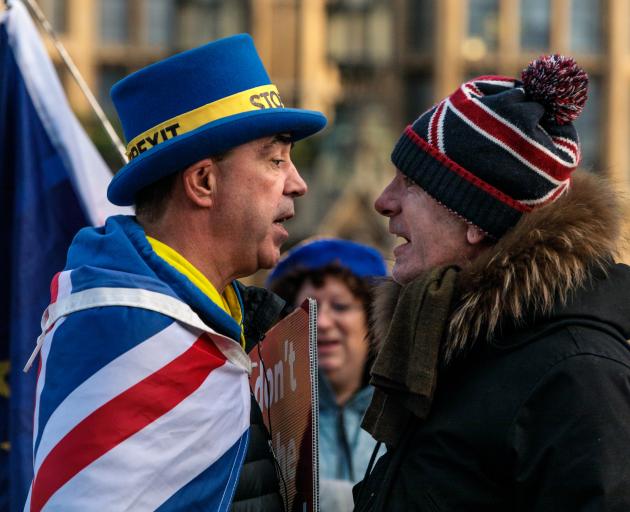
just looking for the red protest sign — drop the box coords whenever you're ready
[249,299,319,512]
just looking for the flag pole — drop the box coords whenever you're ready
[20,0,129,164]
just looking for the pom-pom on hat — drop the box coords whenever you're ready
[107,34,327,206]
[267,238,387,285]
[391,54,588,239]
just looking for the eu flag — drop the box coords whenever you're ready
[0,2,129,509]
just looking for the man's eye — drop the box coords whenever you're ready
[272,159,283,166]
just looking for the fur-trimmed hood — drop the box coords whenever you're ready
[372,170,630,362]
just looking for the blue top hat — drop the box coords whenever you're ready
[267,238,387,285]
[107,33,327,206]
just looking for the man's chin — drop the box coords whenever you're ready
[258,246,282,270]
[392,263,415,285]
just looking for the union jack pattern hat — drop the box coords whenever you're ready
[391,55,588,239]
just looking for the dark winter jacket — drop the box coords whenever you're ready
[354,171,630,511]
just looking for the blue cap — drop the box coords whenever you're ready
[268,238,387,284]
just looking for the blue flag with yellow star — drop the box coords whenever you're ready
[0,2,129,509]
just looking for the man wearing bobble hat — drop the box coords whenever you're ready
[354,55,630,510]
[24,35,325,510]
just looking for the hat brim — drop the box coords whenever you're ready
[107,108,327,206]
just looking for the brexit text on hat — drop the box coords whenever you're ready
[127,123,181,160]
[125,85,285,160]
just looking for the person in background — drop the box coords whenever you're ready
[268,238,387,512]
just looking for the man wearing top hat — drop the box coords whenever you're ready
[24,34,326,511]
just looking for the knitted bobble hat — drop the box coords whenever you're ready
[391,54,588,239]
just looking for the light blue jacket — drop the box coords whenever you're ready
[318,372,381,484]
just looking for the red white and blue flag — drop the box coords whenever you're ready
[24,269,251,511]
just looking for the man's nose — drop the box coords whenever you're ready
[285,162,308,197]
[374,179,398,217]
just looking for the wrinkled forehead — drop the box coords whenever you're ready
[218,132,293,161]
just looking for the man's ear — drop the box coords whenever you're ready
[466,224,486,245]
[181,158,217,208]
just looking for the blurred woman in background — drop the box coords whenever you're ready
[268,238,386,511]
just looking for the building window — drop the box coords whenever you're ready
[467,0,499,52]
[520,0,549,50]
[365,3,393,64]
[573,76,600,170]
[98,65,128,115]
[40,0,68,34]
[405,73,433,121]
[145,0,175,46]
[100,0,129,44]
[176,0,248,49]
[406,0,434,54]
[328,1,393,66]
[570,0,602,53]
[328,6,366,64]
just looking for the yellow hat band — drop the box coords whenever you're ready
[126,84,284,160]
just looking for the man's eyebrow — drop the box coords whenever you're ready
[259,134,294,154]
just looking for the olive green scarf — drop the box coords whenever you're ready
[362,266,459,446]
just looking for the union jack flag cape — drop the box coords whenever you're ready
[24,215,252,511]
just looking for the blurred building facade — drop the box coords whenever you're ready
[34,0,630,261]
